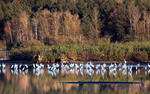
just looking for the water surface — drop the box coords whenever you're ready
[0,62,150,94]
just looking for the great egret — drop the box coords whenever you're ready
[124,59,127,64]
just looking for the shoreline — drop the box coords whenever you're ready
[8,41,150,64]
[0,59,150,64]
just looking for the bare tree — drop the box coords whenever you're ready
[6,21,13,44]
[19,12,30,41]
[32,18,38,40]
[50,12,62,40]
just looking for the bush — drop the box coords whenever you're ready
[8,40,150,63]
[0,40,6,58]
[9,40,47,61]
[129,51,149,63]
[13,40,44,48]
[9,47,35,60]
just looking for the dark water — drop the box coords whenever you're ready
[0,62,150,94]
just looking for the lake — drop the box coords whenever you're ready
[0,62,150,94]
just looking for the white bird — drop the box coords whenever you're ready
[101,63,106,74]
[101,64,106,77]
[80,64,83,75]
[11,65,14,69]
[122,62,127,75]
[61,63,65,69]
[14,64,18,69]
[19,64,22,69]
[2,67,6,73]
[85,66,94,76]
[51,64,57,70]
[95,64,101,75]
[145,66,147,70]
[109,63,114,69]
[103,63,106,68]
[47,64,51,70]
[128,65,133,77]
[75,64,79,69]
[40,64,44,68]
[56,63,59,68]
[124,59,127,64]
[69,63,74,68]
[2,64,6,68]
[64,64,70,74]
[136,64,140,70]
[137,64,140,73]
[80,64,83,68]
[135,64,140,75]
[95,64,101,69]
[25,64,28,69]
[148,64,150,74]
[85,63,90,69]
[118,63,122,67]
[89,61,94,68]
[64,64,70,70]
[33,64,36,68]
[148,64,150,68]
[75,64,79,75]
[36,64,41,69]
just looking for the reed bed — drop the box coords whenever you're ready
[9,40,150,63]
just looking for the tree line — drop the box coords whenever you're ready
[0,0,150,48]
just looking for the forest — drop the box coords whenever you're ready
[0,0,150,63]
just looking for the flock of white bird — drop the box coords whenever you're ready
[0,60,150,77]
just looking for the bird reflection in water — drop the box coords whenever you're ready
[0,62,150,78]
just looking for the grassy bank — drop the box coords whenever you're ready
[0,40,7,58]
[9,40,150,63]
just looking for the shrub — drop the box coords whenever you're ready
[13,40,44,48]
[129,51,149,63]
[8,40,150,63]
[0,40,7,58]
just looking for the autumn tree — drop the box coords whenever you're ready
[90,8,101,40]
[127,2,141,40]
[49,12,62,42]
[31,9,50,41]
[63,11,83,43]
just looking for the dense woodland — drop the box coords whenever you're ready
[0,0,150,62]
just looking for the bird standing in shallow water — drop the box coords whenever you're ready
[124,59,127,64]
[2,64,6,68]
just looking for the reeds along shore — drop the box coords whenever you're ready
[8,40,150,63]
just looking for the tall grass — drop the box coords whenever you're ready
[0,40,6,58]
[9,40,150,63]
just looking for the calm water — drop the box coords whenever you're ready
[0,62,150,94]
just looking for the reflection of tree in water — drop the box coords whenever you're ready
[0,73,150,94]
[0,66,10,81]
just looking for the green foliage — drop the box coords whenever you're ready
[111,5,131,42]
[0,5,4,20]
[9,40,150,63]
[0,0,150,42]
[129,51,149,62]
[9,40,45,60]
[99,0,117,18]
[2,2,22,20]
[13,40,45,48]
[0,40,6,58]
